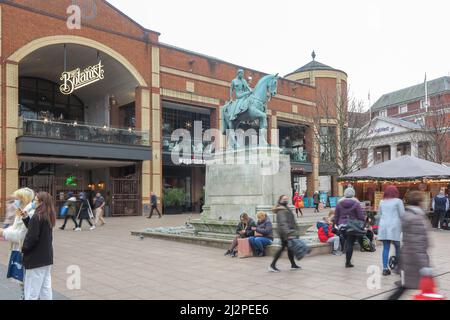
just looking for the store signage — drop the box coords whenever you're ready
[368,126,395,135]
[60,61,105,95]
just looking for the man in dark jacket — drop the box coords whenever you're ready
[225,213,256,257]
[148,192,162,219]
[432,188,449,229]
[334,187,365,268]
[268,196,301,272]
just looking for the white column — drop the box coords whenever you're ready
[367,147,374,167]
[390,144,398,160]
[411,142,418,158]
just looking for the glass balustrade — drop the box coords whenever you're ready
[20,118,150,147]
[280,147,310,163]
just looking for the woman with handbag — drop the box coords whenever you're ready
[293,192,304,218]
[334,187,366,268]
[21,192,56,300]
[0,188,35,298]
[59,192,79,231]
[268,195,301,273]
[378,185,404,276]
[76,192,95,231]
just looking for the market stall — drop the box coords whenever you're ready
[338,156,450,212]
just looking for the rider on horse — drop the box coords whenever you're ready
[228,69,253,121]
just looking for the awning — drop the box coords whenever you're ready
[339,156,450,181]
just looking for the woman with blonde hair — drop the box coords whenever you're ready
[248,212,274,257]
[0,188,36,298]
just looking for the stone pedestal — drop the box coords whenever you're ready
[190,147,313,236]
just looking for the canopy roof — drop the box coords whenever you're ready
[340,156,450,181]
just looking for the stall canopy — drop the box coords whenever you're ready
[340,156,450,181]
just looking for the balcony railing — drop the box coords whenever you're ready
[20,119,150,147]
[280,148,310,163]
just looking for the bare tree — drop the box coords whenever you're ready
[410,107,450,164]
[312,89,375,176]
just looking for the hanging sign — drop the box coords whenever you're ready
[60,61,104,95]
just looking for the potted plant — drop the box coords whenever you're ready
[163,188,186,215]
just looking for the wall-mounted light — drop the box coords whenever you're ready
[110,95,117,107]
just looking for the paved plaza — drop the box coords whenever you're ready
[0,210,449,300]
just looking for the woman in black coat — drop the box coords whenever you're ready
[22,192,55,300]
[76,192,95,231]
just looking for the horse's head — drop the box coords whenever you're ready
[267,74,279,100]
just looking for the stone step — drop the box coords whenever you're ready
[131,230,332,258]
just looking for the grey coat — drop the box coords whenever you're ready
[378,198,404,242]
[400,206,430,289]
[273,205,299,241]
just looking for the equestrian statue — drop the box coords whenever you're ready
[221,70,279,149]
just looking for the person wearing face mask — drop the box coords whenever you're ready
[0,188,36,298]
[268,195,301,273]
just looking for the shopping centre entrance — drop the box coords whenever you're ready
[11,40,151,216]
[19,158,141,216]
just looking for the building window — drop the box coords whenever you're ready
[399,104,408,114]
[379,109,387,117]
[397,143,411,157]
[374,146,391,164]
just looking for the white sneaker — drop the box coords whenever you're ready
[90,226,96,231]
[74,228,81,232]
[268,266,281,273]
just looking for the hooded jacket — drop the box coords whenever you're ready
[273,205,299,241]
[334,198,365,226]
[317,221,335,243]
[64,197,78,217]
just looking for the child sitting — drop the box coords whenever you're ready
[317,216,342,256]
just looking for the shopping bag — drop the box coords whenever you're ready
[7,250,24,282]
[237,238,253,259]
[288,238,311,261]
[60,206,69,217]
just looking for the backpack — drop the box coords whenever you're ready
[362,236,376,252]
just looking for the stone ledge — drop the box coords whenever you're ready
[131,230,332,258]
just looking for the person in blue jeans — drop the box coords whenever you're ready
[248,212,274,257]
[378,185,404,276]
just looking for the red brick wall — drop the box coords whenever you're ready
[1,4,153,86]
[9,0,159,39]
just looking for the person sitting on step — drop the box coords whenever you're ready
[224,213,256,258]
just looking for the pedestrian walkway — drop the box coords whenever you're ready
[0,264,68,300]
[0,214,448,300]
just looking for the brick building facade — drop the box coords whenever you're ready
[0,0,346,217]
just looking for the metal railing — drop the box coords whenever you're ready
[20,119,150,147]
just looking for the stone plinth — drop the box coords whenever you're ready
[191,147,313,235]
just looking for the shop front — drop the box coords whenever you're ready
[161,101,212,213]
[10,41,151,216]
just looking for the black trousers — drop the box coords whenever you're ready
[345,235,357,265]
[149,205,162,218]
[61,215,78,229]
[271,240,296,268]
[79,218,93,228]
